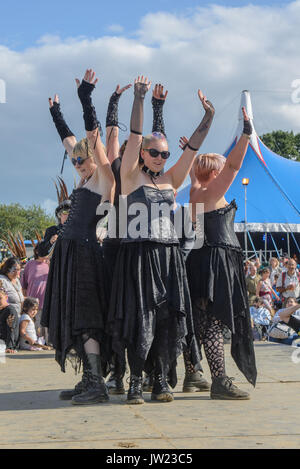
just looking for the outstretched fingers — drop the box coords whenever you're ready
[48,94,59,107]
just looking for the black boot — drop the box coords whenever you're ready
[71,354,109,405]
[210,376,250,400]
[182,371,211,393]
[143,372,154,392]
[151,374,174,402]
[106,372,125,395]
[127,375,144,404]
[59,370,89,400]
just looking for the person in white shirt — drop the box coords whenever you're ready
[276,259,300,300]
[273,297,300,324]
[19,298,51,351]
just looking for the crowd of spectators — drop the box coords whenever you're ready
[0,244,51,354]
[245,254,300,344]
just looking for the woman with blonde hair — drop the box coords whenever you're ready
[108,77,213,404]
[186,107,257,400]
[42,69,115,406]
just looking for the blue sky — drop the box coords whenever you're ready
[0,0,300,210]
[0,0,292,50]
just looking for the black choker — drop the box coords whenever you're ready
[142,165,161,179]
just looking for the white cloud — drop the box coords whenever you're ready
[107,24,124,34]
[1,1,300,206]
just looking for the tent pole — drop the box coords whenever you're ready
[265,232,267,262]
[247,231,258,258]
[290,231,300,255]
[270,233,280,258]
[287,232,290,257]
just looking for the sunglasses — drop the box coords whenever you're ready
[144,148,170,160]
[71,156,89,166]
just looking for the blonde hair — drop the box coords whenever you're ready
[269,257,279,269]
[142,132,168,150]
[72,137,106,159]
[195,153,226,182]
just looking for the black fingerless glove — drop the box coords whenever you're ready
[49,102,74,142]
[106,91,121,128]
[243,119,252,136]
[152,96,166,137]
[77,80,102,133]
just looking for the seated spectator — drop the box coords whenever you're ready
[0,280,19,353]
[21,244,49,342]
[256,267,280,311]
[0,257,24,317]
[276,259,300,301]
[268,298,300,345]
[250,298,272,340]
[246,264,261,306]
[19,297,51,351]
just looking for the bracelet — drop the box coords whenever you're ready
[187,143,199,152]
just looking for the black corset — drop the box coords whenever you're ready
[120,185,179,244]
[201,200,242,251]
[59,188,103,242]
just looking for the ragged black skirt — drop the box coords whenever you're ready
[107,241,201,386]
[41,238,110,374]
[186,244,257,386]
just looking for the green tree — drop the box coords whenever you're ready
[0,203,55,242]
[260,130,300,161]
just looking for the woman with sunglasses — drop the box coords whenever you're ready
[42,69,115,406]
[103,83,169,395]
[107,76,214,404]
[185,107,257,400]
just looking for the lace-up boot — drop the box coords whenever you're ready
[211,376,250,400]
[59,370,90,400]
[127,375,144,404]
[106,372,125,395]
[182,371,211,393]
[151,374,174,402]
[72,354,109,405]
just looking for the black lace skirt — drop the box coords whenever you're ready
[41,238,110,373]
[107,241,201,385]
[186,244,257,386]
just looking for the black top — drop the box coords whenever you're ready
[59,188,104,242]
[201,200,241,250]
[38,225,62,257]
[0,305,17,348]
[120,185,179,244]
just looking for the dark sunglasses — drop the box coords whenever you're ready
[144,148,170,160]
[71,156,89,166]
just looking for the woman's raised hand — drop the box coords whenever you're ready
[116,84,132,95]
[48,94,59,108]
[153,84,168,101]
[75,69,99,89]
[198,89,215,114]
[134,76,152,99]
[179,136,189,151]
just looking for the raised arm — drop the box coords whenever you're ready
[205,107,252,200]
[106,84,132,164]
[48,95,77,157]
[179,136,201,195]
[121,76,151,180]
[76,69,115,187]
[166,90,215,190]
[152,84,168,136]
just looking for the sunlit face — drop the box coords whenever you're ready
[287,260,296,274]
[28,304,39,318]
[270,259,278,269]
[7,264,21,281]
[262,271,270,280]
[73,155,96,180]
[59,211,69,225]
[250,265,257,276]
[286,298,296,308]
[141,138,169,174]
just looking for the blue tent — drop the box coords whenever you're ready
[177,91,300,234]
